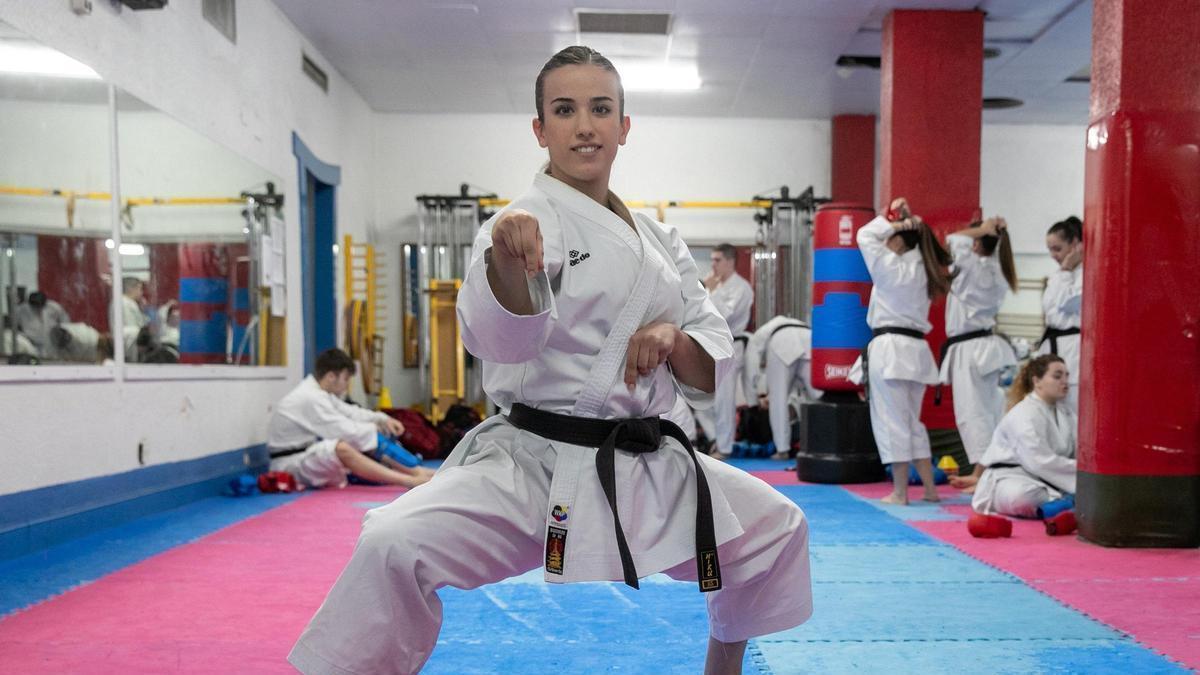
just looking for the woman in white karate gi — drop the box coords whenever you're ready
[743,316,818,458]
[1036,216,1083,417]
[940,217,1019,492]
[289,46,812,675]
[972,354,1075,517]
[851,198,953,505]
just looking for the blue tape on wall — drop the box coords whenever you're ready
[179,277,228,304]
[179,315,228,353]
[814,248,871,282]
[812,293,873,349]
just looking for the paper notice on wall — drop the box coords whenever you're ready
[271,281,286,317]
[266,213,287,316]
[260,233,274,286]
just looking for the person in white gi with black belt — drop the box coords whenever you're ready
[743,315,818,458]
[697,243,754,458]
[1037,216,1084,417]
[289,46,812,675]
[267,348,434,490]
[939,217,1019,492]
[973,354,1076,517]
[849,198,954,505]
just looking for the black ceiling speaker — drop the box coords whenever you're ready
[120,0,168,9]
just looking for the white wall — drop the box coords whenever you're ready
[0,0,375,496]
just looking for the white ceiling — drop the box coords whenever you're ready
[271,0,1092,124]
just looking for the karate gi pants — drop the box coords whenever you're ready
[697,341,743,453]
[868,377,931,465]
[766,352,812,456]
[289,442,813,675]
[947,361,1005,465]
[973,467,1064,518]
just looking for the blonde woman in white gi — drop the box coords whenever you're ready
[941,217,1019,492]
[973,354,1076,517]
[743,315,818,458]
[1037,216,1083,417]
[289,46,812,675]
[850,197,953,505]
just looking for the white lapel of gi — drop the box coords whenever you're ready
[533,175,658,419]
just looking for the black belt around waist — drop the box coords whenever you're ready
[1039,326,1080,355]
[986,462,1020,470]
[934,328,995,405]
[861,327,927,394]
[506,402,721,593]
[269,445,310,459]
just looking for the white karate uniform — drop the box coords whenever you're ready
[2,328,38,358]
[848,216,939,464]
[663,393,698,442]
[744,316,818,454]
[289,173,812,675]
[940,235,1017,463]
[972,393,1076,518]
[14,300,70,353]
[45,322,101,362]
[121,295,148,362]
[1036,265,1083,416]
[266,375,390,488]
[700,272,753,453]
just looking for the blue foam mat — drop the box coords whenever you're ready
[755,640,1188,675]
[775,485,935,545]
[0,492,302,617]
[811,545,1015,584]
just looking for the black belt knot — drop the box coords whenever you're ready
[506,402,721,593]
[610,418,661,453]
[1038,326,1080,355]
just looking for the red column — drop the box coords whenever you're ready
[831,114,875,206]
[878,10,983,430]
[1078,0,1200,547]
[37,235,110,333]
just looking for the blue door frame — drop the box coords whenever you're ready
[293,133,341,374]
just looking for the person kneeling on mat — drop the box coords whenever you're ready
[267,348,434,489]
[971,354,1075,519]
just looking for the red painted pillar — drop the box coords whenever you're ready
[1078,0,1200,547]
[831,114,875,206]
[878,10,983,430]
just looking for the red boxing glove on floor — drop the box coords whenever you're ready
[968,511,1013,538]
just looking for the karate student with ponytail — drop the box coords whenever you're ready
[850,197,953,505]
[972,354,1076,518]
[1037,216,1084,416]
[941,216,1019,492]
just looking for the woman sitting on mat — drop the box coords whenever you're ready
[972,354,1075,518]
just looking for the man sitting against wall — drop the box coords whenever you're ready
[267,348,434,489]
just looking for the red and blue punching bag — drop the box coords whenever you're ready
[811,204,875,392]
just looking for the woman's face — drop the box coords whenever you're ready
[1033,361,1070,402]
[532,64,629,199]
[1046,232,1075,264]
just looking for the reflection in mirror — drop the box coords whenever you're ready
[115,90,286,366]
[0,20,115,366]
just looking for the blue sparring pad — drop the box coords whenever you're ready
[811,545,1015,584]
[0,492,302,617]
[774,485,935,545]
[755,640,1187,675]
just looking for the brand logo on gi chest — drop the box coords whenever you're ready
[568,249,590,266]
[551,504,569,522]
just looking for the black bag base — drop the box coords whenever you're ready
[795,395,885,484]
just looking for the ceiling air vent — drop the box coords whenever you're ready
[302,52,329,93]
[577,10,672,35]
[203,0,236,44]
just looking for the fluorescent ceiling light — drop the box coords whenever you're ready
[613,60,701,92]
[104,239,145,256]
[0,40,100,79]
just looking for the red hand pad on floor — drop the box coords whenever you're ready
[968,511,1013,538]
[1044,510,1077,536]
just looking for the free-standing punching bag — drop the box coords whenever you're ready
[796,203,884,483]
